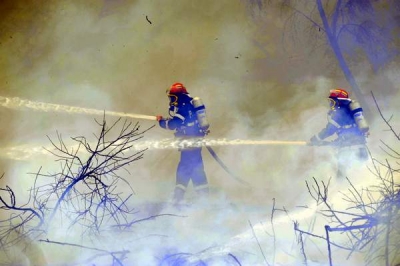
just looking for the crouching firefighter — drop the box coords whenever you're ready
[308,88,370,179]
[156,82,210,205]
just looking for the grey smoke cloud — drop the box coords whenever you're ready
[0,0,399,265]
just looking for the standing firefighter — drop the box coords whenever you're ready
[156,82,210,205]
[309,88,370,179]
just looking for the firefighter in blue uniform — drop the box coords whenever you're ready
[156,82,210,204]
[309,88,370,179]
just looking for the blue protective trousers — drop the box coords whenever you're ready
[173,147,209,203]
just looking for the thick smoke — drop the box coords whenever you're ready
[0,0,399,265]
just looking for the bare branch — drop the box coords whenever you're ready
[249,220,270,266]
[39,238,128,266]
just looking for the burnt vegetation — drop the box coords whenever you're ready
[0,108,399,265]
[246,0,400,117]
[0,116,160,265]
[290,94,400,266]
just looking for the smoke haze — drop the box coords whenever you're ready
[0,0,399,265]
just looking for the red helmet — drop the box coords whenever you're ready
[329,88,349,99]
[167,82,188,95]
[328,88,350,110]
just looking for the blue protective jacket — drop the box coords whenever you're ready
[159,93,206,138]
[316,100,366,147]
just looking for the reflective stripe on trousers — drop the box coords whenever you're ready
[173,147,208,202]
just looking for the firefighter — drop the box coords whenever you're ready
[308,88,370,179]
[156,82,210,205]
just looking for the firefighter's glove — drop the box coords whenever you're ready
[308,135,321,146]
[156,115,167,128]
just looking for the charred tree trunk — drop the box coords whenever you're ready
[317,0,372,118]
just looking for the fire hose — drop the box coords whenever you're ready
[205,145,251,187]
[0,96,312,185]
[205,141,310,187]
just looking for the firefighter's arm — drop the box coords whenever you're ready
[309,120,338,146]
[156,114,184,130]
[156,115,167,129]
[317,123,338,139]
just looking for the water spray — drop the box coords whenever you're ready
[0,96,157,121]
[0,95,309,186]
[0,96,328,262]
[0,95,307,151]
[0,138,307,161]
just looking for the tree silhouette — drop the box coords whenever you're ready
[292,93,400,266]
[245,0,400,117]
[41,116,149,233]
[0,116,153,264]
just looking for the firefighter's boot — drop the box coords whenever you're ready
[172,186,185,208]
